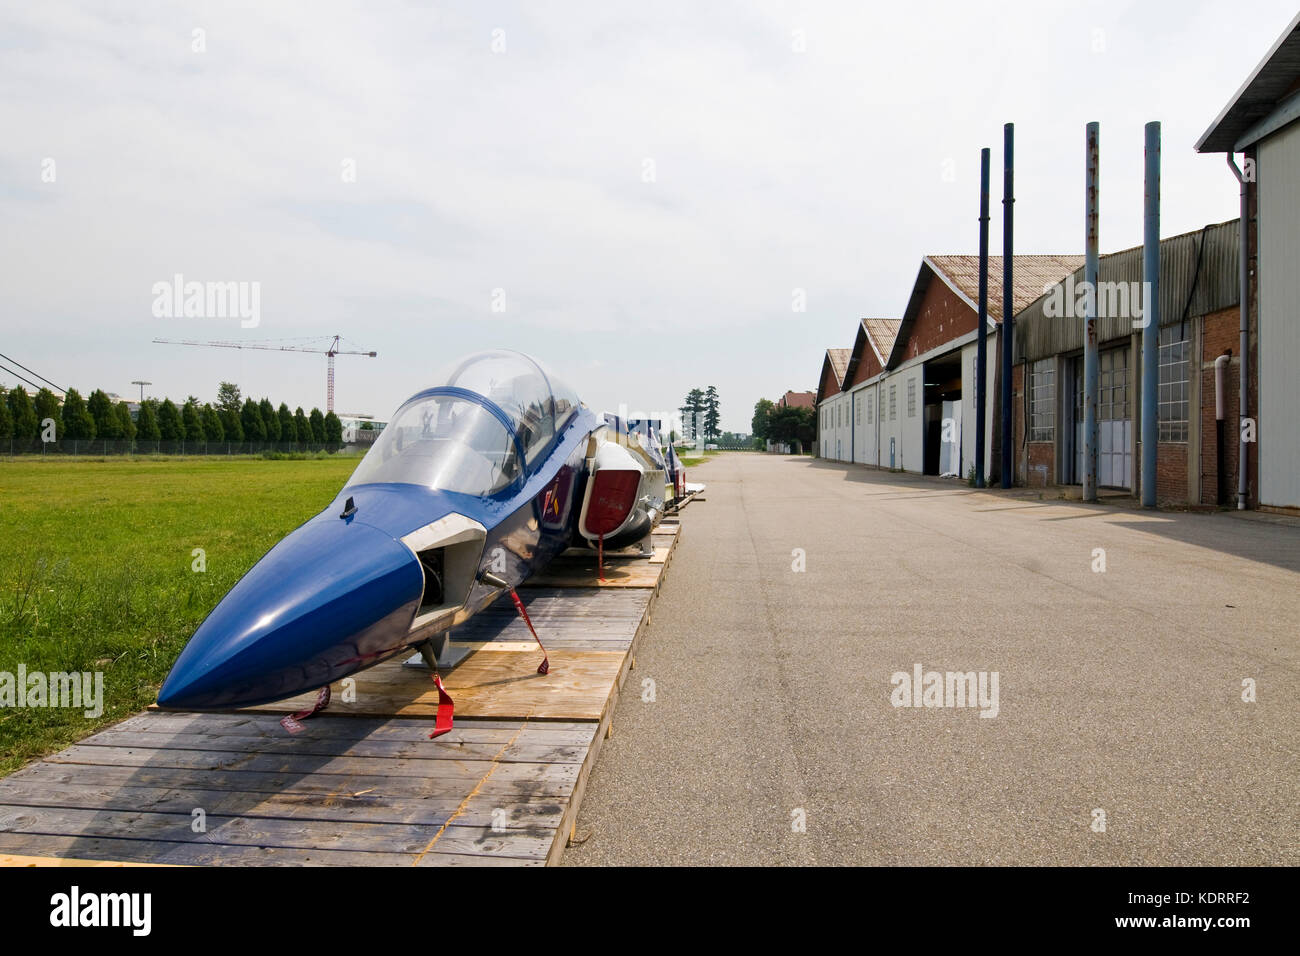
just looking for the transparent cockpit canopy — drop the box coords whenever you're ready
[439,351,581,466]
[346,351,584,494]
[345,396,520,495]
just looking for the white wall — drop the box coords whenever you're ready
[959,334,999,482]
[875,367,924,472]
[1258,121,1300,509]
[852,382,878,465]
[818,392,852,461]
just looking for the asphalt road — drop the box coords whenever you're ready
[563,452,1300,866]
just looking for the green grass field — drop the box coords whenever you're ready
[0,457,358,776]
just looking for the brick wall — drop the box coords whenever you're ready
[1156,441,1187,504]
[899,274,977,363]
[1200,306,1242,506]
[1026,442,1054,487]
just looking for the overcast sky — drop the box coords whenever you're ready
[1,1,1293,432]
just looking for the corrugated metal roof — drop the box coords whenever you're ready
[1196,12,1300,151]
[1013,219,1240,363]
[926,255,1086,322]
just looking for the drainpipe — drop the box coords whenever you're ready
[1215,352,1231,506]
[1001,123,1015,488]
[1083,123,1100,503]
[976,147,989,488]
[1226,153,1249,510]
[1140,122,1160,508]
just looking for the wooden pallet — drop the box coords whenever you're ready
[0,524,681,867]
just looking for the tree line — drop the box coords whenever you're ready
[0,380,343,445]
[751,398,815,450]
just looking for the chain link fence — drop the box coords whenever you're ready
[0,438,363,458]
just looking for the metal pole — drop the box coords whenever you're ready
[1141,122,1160,508]
[976,147,990,488]
[1226,153,1249,510]
[1001,123,1015,487]
[1083,122,1100,503]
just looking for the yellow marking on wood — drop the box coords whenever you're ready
[410,721,530,865]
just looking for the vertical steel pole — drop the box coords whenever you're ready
[976,148,990,488]
[1083,123,1100,502]
[1141,122,1161,508]
[1001,123,1015,487]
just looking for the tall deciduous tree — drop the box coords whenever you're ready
[7,387,39,439]
[60,388,95,440]
[0,387,13,439]
[202,404,224,442]
[86,389,121,439]
[136,400,161,442]
[182,399,205,441]
[751,398,774,440]
[216,382,242,415]
[323,410,343,446]
[33,388,61,435]
[309,407,326,443]
[116,401,137,441]
[240,398,266,441]
[157,399,183,440]
[278,403,296,443]
[259,398,280,442]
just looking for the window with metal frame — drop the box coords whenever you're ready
[1158,326,1189,442]
[907,378,917,417]
[1029,358,1055,442]
[867,390,874,425]
[889,384,896,421]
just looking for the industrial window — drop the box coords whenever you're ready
[856,394,862,426]
[1099,347,1129,420]
[907,378,917,417]
[889,384,897,421]
[867,391,874,425]
[1158,326,1189,442]
[1029,359,1055,442]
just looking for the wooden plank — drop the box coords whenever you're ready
[523,561,663,589]
[8,760,577,801]
[0,804,553,861]
[246,650,627,721]
[0,832,442,867]
[76,730,590,765]
[0,781,569,831]
[108,712,597,742]
[1,854,176,868]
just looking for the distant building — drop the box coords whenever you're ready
[338,413,387,444]
[777,390,816,410]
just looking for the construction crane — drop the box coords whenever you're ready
[152,335,377,412]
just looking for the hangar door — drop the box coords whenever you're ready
[1068,347,1132,489]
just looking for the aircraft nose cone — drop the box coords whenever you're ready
[157,516,424,710]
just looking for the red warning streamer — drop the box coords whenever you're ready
[428,673,455,739]
[509,588,550,675]
[280,684,330,735]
